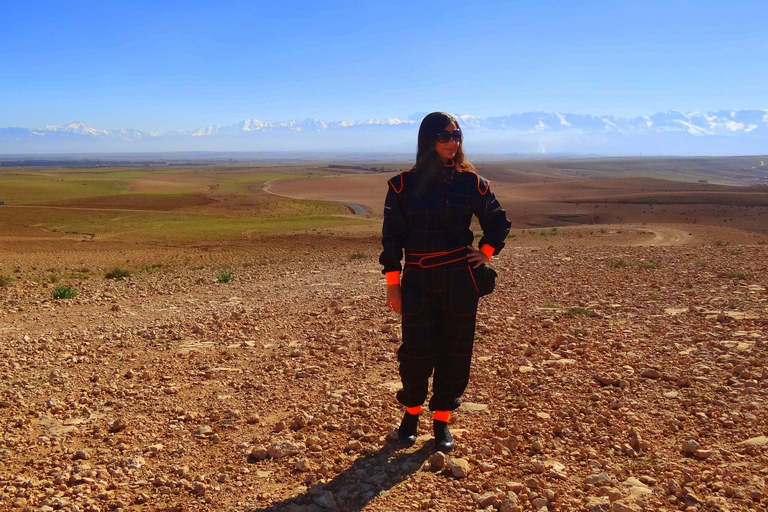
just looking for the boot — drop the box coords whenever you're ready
[398,411,419,446]
[433,419,455,453]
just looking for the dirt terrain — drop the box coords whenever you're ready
[1,161,768,512]
[1,221,767,512]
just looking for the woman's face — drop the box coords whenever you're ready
[434,121,460,163]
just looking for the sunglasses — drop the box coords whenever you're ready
[436,129,462,143]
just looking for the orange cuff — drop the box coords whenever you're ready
[433,410,450,422]
[480,244,495,260]
[406,405,422,415]
[385,271,401,286]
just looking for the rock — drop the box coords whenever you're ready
[595,372,621,386]
[694,448,715,459]
[585,472,612,486]
[247,445,269,462]
[345,440,362,451]
[478,492,501,508]
[585,496,610,511]
[610,501,641,512]
[640,369,661,379]
[738,436,768,446]
[173,466,190,477]
[291,411,313,429]
[314,491,336,509]
[195,426,213,437]
[525,477,542,489]
[597,487,623,501]
[108,418,128,433]
[681,439,700,454]
[429,451,446,470]
[73,449,91,460]
[122,456,146,469]
[498,495,519,512]
[268,441,301,458]
[447,458,471,478]
[620,477,652,502]
[459,402,488,412]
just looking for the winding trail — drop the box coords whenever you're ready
[627,225,692,246]
[262,179,371,215]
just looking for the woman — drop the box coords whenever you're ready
[380,112,511,452]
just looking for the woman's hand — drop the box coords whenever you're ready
[467,247,490,268]
[387,284,402,315]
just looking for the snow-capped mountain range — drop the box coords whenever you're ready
[1,110,767,155]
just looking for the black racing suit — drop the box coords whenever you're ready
[379,165,511,411]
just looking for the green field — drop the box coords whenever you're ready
[0,166,369,243]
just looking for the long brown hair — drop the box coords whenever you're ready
[414,112,473,173]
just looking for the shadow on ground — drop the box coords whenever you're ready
[247,440,433,512]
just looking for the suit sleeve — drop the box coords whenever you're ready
[474,179,511,255]
[379,181,409,274]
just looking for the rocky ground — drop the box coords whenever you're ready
[1,224,767,512]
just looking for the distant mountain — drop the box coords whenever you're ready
[1,110,766,155]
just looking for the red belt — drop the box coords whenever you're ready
[404,247,471,269]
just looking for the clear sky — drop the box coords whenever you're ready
[1,0,766,132]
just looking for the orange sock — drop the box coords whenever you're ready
[406,405,422,415]
[433,410,450,422]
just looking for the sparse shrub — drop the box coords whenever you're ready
[0,275,13,287]
[696,260,707,268]
[715,240,727,247]
[565,307,591,317]
[639,262,660,270]
[349,251,365,260]
[106,267,131,280]
[725,270,749,280]
[52,286,78,299]
[216,270,233,283]
[608,259,629,268]
[543,301,560,309]
[572,329,587,337]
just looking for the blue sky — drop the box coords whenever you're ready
[1,0,766,132]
